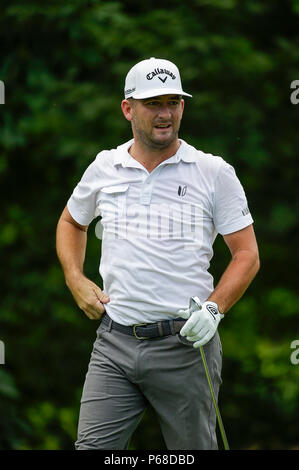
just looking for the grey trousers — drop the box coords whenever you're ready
[75,317,223,450]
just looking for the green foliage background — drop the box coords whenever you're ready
[1,0,299,450]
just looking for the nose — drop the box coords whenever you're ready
[157,103,172,120]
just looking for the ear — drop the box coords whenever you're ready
[181,99,185,116]
[121,99,134,122]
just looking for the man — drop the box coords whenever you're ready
[56,57,260,450]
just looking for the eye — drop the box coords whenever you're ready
[146,101,159,106]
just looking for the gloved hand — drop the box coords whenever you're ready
[178,297,224,348]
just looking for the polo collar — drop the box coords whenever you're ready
[113,139,197,168]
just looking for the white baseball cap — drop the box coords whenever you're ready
[124,57,192,99]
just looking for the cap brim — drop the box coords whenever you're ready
[128,88,192,99]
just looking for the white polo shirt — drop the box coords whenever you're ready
[67,139,253,325]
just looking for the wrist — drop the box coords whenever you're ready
[65,270,86,289]
[204,300,224,318]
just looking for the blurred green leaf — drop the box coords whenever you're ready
[1,0,299,451]
[0,369,19,399]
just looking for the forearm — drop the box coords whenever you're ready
[56,213,110,319]
[56,217,88,286]
[208,249,260,314]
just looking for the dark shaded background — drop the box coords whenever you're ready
[0,0,298,450]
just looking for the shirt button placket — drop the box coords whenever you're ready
[139,166,163,205]
[140,178,152,205]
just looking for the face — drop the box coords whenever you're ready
[122,95,184,150]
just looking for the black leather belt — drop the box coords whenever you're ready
[101,313,186,340]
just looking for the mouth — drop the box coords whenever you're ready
[154,124,172,130]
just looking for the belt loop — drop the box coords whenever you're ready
[157,322,164,337]
[107,316,113,332]
[170,320,175,335]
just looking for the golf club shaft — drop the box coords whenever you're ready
[199,345,230,450]
[189,297,229,450]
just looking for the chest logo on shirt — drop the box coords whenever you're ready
[178,185,187,197]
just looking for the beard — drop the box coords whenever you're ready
[132,118,180,150]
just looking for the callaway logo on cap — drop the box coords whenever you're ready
[124,57,192,99]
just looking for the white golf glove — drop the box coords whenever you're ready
[178,297,224,348]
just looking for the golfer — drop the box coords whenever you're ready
[56,57,260,450]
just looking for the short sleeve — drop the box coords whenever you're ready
[213,162,253,235]
[67,160,99,226]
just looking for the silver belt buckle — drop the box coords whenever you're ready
[133,323,148,340]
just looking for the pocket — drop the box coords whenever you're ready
[176,331,221,351]
[176,333,195,348]
[97,184,129,221]
[96,324,107,338]
[101,184,129,195]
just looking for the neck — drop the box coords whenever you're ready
[129,138,181,173]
